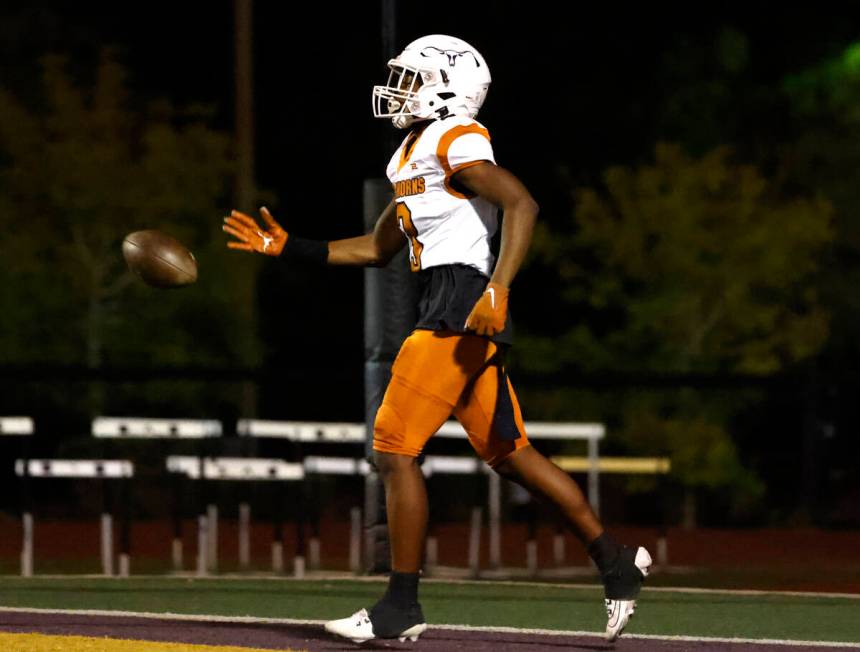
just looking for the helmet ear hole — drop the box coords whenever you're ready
[440,69,449,84]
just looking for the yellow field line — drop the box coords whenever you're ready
[0,632,305,652]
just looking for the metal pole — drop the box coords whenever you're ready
[362,0,403,575]
[272,487,284,573]
[587,437,600,516]
[119,476,132,577]
[234,0,255,210]
[20,512,33,577]
[488,473,501,569]
[100,513,114,576]
[207,504,218,572]
[171,471,183,571]
[101,477,114,576]
[553,522,566,567]
[349,507,362,574]
[20,442,32,577]
[234,0,258,416]
[468,507,482,578]
[239,502,251,570]
[196,515,208,577]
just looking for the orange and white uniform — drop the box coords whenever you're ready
[386,115,498,275]
[372,116,531,467]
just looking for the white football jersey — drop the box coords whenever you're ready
[386,116,497,276]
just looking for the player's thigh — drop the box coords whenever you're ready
[453,367,531,468]
[373,330,492,457]
[387,329,497,401]
[373,376,454,457]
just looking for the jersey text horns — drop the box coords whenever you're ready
[394,177,427,198]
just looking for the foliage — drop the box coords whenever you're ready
[523,143,832,513]
[0,52,258,372]
[779,40,860,371]
[528,143,832,376]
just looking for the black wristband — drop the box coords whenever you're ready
[280,237,328,265]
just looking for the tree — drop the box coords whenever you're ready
[523,143,833,524]
[780,40,860,358]
[0,52,258,414]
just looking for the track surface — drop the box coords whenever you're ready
[0,610,855,651]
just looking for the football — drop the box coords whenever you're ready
[122,230,198,288]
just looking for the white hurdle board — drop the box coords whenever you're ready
[166,456,304,481]
[237,420,364,442]
[434,420,605,441]
[0,417,34,435]
[303,456,372,476]
[93,417,222,439]
[15,459,134,478]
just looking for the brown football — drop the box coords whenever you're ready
[122,230,198,288]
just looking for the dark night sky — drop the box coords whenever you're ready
[2,2,859,420]
[4,3,857,232]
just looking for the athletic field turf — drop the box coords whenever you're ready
[0,576,857,650]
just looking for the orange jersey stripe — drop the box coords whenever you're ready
[436,124,491,199]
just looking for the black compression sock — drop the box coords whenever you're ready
[383,571,420,608]
[369,572,424,638]
[588,532,621,575]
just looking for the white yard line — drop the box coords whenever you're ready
[0,606,857,649]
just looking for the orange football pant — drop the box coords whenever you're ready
[373,329,531,467]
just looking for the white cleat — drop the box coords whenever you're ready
[324,608,427,644]
[604,547,651,642]
[605,597,637,642]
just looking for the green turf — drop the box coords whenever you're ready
[0,577,857,644]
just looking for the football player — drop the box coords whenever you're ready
[223,34,651,644]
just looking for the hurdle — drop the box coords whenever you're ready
[551,455,673,568]
[236,420,366,573]
[3,417,34,577]
[14,459,134,577]
[92,417,222,571]
[236,419,607,573]
[0,416,34,436]
[435,421,605,571]
[302,456,371,573]
[299,454,490,576]
[166,456,305,576]
[421,455,493,578]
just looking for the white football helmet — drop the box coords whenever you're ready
[372,34,491,129]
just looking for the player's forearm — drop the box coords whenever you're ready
[327,233,387,266]
[326,201,405,267]
[489,197,539,288]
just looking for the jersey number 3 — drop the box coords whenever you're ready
[396,202,423,272]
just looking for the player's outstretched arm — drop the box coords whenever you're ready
[326,199,406,267]
[223,202,405,267]
[456,162,539,336]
